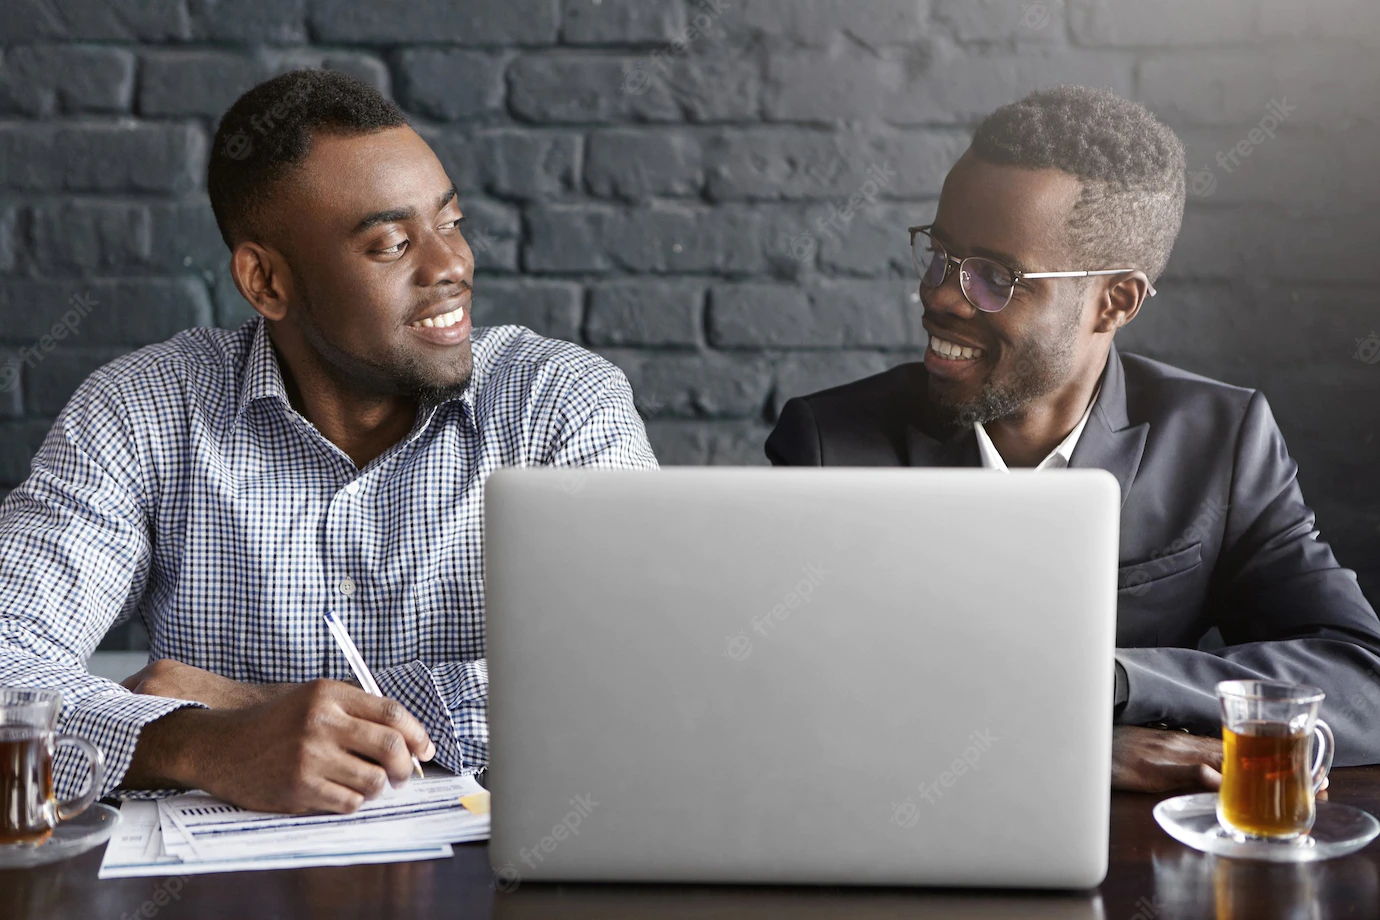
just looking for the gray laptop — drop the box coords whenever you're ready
[485,468,1119,889]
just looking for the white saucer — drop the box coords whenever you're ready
[0,803,120,869]
[1154,793,1380,863]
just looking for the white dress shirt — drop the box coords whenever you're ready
[974,384,1102,472]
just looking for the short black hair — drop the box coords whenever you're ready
[208,69,408,248]
[970,85,1186,283]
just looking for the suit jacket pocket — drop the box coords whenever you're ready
[1118,542,1203,593]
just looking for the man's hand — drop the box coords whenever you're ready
[122,659,294,709]
[1111,725,1331,800]
[1112,725,1223,793]
[126,679,436,814]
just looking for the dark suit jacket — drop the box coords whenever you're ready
[766,343,1380,766]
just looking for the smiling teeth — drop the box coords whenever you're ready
[410,307,465,329]
[930,336,985,360]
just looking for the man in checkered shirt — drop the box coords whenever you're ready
[0,70,657,814]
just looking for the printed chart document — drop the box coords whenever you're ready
[99,774,489,878]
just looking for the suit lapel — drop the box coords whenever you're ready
[1068,343,1148,508]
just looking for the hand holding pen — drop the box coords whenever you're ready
[324,611,427,779]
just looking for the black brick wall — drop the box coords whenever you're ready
[2,1,1379,652]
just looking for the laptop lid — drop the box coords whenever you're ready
[486,468,1119,888]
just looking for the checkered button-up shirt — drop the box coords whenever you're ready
[0,318,657,798]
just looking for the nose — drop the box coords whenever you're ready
[920,260,980,319]
[413,223,472,289]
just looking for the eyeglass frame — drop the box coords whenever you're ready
[908,224,1157,313]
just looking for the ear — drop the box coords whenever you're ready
[229,242,295,322]
[1091,271,1153,335]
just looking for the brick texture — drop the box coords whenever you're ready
[1,0,1378,635]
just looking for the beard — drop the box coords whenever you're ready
[412,375,472,409]
[294,284,474,406]
[928,301,1080,427]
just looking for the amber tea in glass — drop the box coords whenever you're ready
[1216,681,1333,841]
[0,689,103,847]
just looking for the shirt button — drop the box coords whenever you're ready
[338,577,356,597]
[345,481,360,496]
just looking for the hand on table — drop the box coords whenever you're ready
[128,679,436,814]
[1112,726,1223,793]
[122,658,295,709]
[1111,725,1331,799]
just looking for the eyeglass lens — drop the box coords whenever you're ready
[912,233,1015,313]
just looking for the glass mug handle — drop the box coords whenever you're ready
[1310,719,1335,796]
[52,735,105,822]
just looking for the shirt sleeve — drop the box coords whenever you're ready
[0,372,204,799]
[375,365,657,772]
[544,364,660,472]
[373,659,488,774]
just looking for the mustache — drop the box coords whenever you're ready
[412,280,471,313]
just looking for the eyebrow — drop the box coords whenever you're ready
[351,186,460,235]
[929,225,1033,274]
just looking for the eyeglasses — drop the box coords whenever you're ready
[908,225,1156,314]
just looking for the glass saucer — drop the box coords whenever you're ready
[0,803,120,869]
[1154,793,1379,863]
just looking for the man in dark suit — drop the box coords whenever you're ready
[766,86,1380,791]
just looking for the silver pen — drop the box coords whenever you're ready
[323,610,426,779]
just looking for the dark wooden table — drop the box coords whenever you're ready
[6,768,1380,920]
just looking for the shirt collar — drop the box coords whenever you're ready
[234,317,483,429]
[974,381,1103,472]
[234,318,290,425]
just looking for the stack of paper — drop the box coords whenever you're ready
[99,774,490,877]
